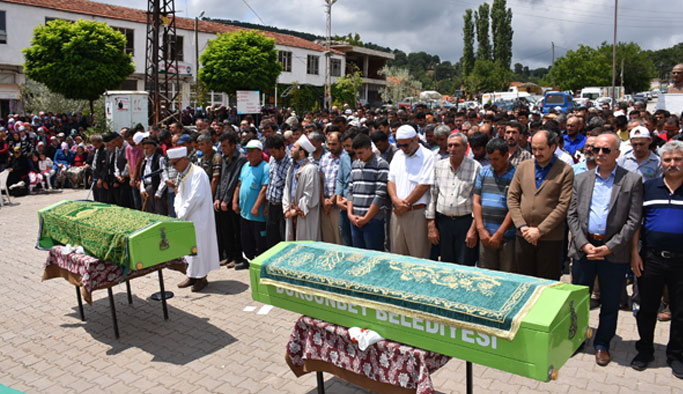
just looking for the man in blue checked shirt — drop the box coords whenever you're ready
[319,132,343,244]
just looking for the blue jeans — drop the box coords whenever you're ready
[572,254,629,350]
[167,190,176,217]
[351,218,385,251]
[339,209,353,247]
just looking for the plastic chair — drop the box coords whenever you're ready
[0,169,11,207]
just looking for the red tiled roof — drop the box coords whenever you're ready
[4,0,333,53]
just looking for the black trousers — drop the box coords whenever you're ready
[636,249,683,362]
[436,214,477,266]
[266,202,285,249]
[111,181,132,208]
[515,236,563,280]
[241,218,267,260]
[217,209,242,262]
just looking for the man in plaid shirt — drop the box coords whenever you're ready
[319,131,343,244]
[265,134,292,248]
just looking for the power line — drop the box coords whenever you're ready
[240,0,266,25]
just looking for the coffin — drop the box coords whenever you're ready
[37,200,197,270]
[250,241,590,382]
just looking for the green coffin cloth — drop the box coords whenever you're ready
[260,242,556,339]
[37,200,183,268]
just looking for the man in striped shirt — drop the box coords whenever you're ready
[347,133,389,251]
[473,138,516,272]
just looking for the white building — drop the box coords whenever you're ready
[0,0,345,116]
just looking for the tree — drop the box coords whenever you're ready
[462,9,475,75]
[20,80,89,114]
[378,66,422,103]
[199,30,282,95]
[22,19,135,114]
[491,0,513,71]
[474,3,491,61]
[465,58,510,95]
[646,42,683,80]
[544,42,655,93]
[331,70,363,107]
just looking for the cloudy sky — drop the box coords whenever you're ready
[97,0,683,69]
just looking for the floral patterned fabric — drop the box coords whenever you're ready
[42,245,186,305]
[287,316,450,394]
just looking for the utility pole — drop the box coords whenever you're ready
[551,41,555,65]
[324,0,337,111]
[194,10,204,85]
[611,0,618,109]
[620,58,624,97]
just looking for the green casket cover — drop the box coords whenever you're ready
[37,200,197,270]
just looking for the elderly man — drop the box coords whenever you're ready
[668,63,683,93]
[319,131,343,244]
[567,132,643,366]
[169,146,220,292]
[573,135,598,175]
[388,124,436,259]
[618,126,663,182]
[473,138,517,272]
[507,129,574,280]
[631,141,683,378]
[283,135,321,241]
[433,125,450,159]
[232,139,269,269]
[427,132,481,265]
[214,132,247,268]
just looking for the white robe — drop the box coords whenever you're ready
[283,160,321,241]
[174,164,220,278]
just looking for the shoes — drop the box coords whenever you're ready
[191,277,208,292]
[669,359,683,379]
[219,259,228,266]
[657,311,671,322]
[234,261,250,270]
[595,349,611,366]
[225,260,236,269]
[631,353,654,371]
[177,277,196,288]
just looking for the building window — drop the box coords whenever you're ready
[307,55,319,75]
[330,58,342,77]
[112,27,134,55]
[0,11,6,44]
[164,35,184,61]
[278,51,292,72]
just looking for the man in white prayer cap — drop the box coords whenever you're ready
[168,146,220,292]
[387,124,436,258]
[283,134,322,241]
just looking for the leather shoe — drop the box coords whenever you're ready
[631,353,654,371]
[657,311,671,322]
[225,260,236,269]
[595,349,611,366]
[234,261,250,270]
[219,259,229,266]
[191,277,208,292]
[177,277,196,288]
[669,359,683,379]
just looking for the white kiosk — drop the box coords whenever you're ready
[104,91,149,132]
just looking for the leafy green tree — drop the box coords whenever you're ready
[20,80,89,114]
[462,9,475,75]
[331,70,363,107]
[474,3,491,61]
[544,42,655,93]
[199,30,282,95]
[378,65,423,103]
[491,0,513,71]
[646,43,683,80]
[22,19,135,114]
[465,58,510,94]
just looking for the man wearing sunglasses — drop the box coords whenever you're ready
[567,132,643,366]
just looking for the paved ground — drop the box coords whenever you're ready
[0,189,679,394]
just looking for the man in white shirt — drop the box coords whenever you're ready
[387,124,437,258]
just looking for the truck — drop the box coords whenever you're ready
[481,90,530,105]
[577,86,624,107]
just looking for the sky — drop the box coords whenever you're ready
[96,0,683,69]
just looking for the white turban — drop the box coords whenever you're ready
[167,146,187,159]
[297,135,315,154]
[396,125,417,140]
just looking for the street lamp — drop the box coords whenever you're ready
[194,10,205,84]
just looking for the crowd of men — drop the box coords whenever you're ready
[1,65,682,379]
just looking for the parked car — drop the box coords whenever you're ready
[541,91,574,114]
[595,97,613,108]
[633,92,647,103]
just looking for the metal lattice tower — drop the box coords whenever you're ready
[144,0,180,126]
